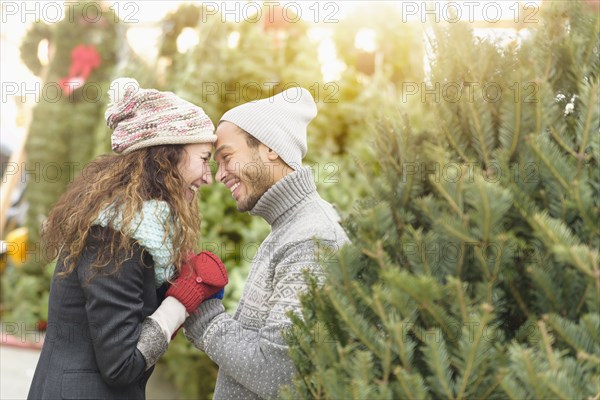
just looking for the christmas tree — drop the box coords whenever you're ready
[2,0,153,330]
[2,1,121,327]
[284,1,599,398]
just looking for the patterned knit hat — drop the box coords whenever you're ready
[105,78,216,154]
[219,87,317,169]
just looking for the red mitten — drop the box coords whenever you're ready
[166,251,228,314]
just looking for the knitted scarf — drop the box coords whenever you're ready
[93,199,176,287]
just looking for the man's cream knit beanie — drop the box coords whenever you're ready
[219,87,317,169]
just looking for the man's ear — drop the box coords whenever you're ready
[266,148,280,161]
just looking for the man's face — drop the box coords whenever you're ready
[214,122,274,212]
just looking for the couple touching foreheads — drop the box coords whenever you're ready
[28,78,349,400]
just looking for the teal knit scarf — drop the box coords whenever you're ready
[93,199,176,287]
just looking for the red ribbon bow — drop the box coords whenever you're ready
[58,44,101,95]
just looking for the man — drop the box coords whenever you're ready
[183,87,350,399]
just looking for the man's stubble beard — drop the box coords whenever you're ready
[237,152,274,212]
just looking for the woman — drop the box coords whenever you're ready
[28,78,228,400]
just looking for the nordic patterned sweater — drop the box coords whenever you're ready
[183,166,350,399]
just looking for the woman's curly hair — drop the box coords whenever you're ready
[42,145,201,278]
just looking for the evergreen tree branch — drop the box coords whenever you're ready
[393,367,430,400]
[441,124,469,161]
[535,81,543,135]
[577,350,600,367]
[576,80,598,178]
[371,290,414,377]
[582,17,600,80]
[400,155,417,211]
[500,373,527,400]
[544,314,598,354]
[528,139,571,191]
[522,349,545,399]
[475,180,492,243]
[480,372,503,400]
[388,271,459,339]
[527,264,563,311]
[451,278,468,322]
[490,235,507,282]
[362,241,391,272]
[545,376,577,400]
[537,320,558,370]
[456,304,493,399]
[548,124,578,159]
[508,95,522,159]
[581,313,600,346]
[428,178,463,217]
[456,242,467,279]
[573,180,600,238]
[574,284,589,315]
[351,281,395,382]
[402,228,433,275]
[393,319,416,372]
[325,285,387,360]
[532,213,594,277]
[423,330,455,400]
[507,280,532,318]
[473,244,493,282]
[467,101,491,167]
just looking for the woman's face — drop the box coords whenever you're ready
[179,143,214,202]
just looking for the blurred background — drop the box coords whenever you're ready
[3,1,596,399]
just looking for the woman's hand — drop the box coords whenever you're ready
[165,251,228,313]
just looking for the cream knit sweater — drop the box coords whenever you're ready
[184,166,350,399]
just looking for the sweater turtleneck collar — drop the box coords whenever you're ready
[249,166,317,227]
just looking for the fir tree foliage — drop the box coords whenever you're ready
[284,2,599,399]
[2,1,127,328]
